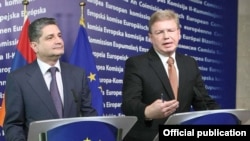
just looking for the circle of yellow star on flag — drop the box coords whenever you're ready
[88,72,96,82]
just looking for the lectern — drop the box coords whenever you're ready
[27,116,137,141]
[153,109,250,141]
[164,109,250,125]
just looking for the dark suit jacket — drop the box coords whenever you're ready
[121,48,220,141]
[3,60,97,141]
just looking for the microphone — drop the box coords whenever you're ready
[193,87,209,110]
[71,89,82,117]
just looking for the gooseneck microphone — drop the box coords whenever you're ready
[71,89,82,117]
[193,87,209,110]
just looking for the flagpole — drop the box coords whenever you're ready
[22,0,29,22]
[79,2,86,27]
[69,1,104,115]
[22,0,29,16]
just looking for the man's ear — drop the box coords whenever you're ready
[178,30,181,40]
[30,42,37,53]
[148,33,152,43]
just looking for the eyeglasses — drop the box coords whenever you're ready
[152,28,179,35]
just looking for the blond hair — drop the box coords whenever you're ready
[149,9,180,33]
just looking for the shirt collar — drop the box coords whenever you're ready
[155,50,176,64]
[37,59,61,75]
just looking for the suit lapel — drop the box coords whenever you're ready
[60,62,75,117]
[26,62,59,117]
[176,54,187,101]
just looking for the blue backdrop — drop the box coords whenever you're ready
[0,0,238,140]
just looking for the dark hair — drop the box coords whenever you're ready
[28,17,57,42]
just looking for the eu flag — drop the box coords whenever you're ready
[69,20,103,116]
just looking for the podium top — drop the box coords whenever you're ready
[165,109,250,125]
[153,109,250,141]
[28,116,137,141]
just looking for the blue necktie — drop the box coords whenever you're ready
[49,67,63,118]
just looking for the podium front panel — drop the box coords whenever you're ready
[40,121,118,141]
[28,116,137,141]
